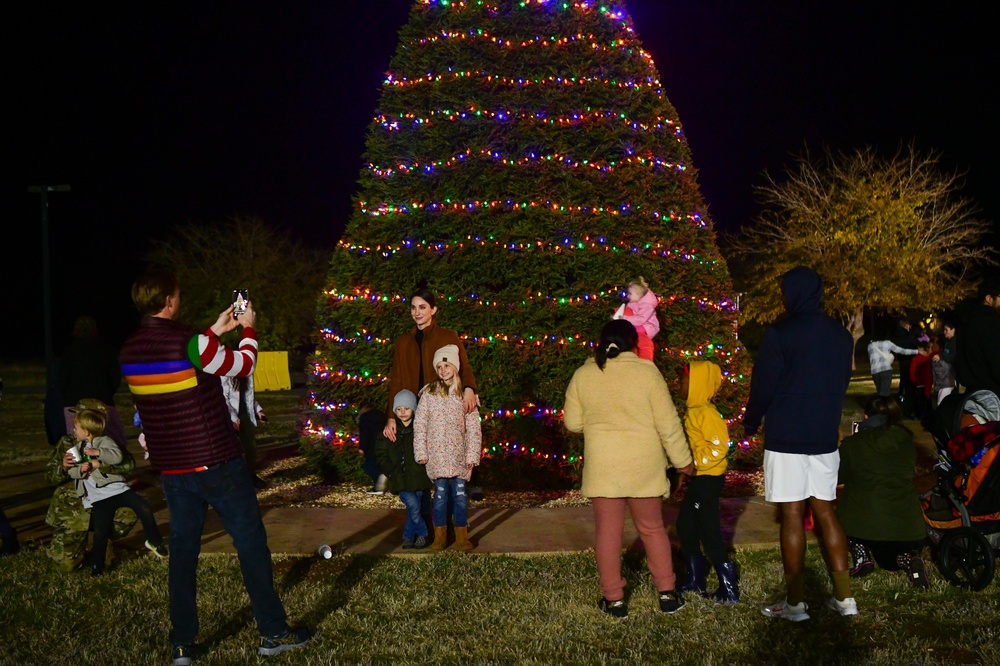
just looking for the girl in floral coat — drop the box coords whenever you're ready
[414,344,482,551]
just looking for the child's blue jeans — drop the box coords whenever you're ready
[398,490,428,540]
[433,477,468,527]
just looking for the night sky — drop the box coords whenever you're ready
[6,1,998,359]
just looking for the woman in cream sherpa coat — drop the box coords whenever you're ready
[564,320,693,618]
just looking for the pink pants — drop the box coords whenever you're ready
[592,497,676,601]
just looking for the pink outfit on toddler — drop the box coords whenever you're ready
[617,289,660,361]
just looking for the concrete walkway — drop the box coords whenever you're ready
[213,497,785,556]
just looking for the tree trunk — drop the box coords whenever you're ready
[845,306,865,371]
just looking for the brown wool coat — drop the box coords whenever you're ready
[386,321,477,419]
[564,352,692,498]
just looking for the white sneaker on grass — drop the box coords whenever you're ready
[760,597,810,622]
[827,596,859,616]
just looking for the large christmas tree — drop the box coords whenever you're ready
[307,0,751,484]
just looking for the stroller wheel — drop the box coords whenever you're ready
[938,527,996,591]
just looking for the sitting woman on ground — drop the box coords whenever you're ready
[563,319,694,619]
[837,395,929,588]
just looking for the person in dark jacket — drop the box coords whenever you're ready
[837,395,928,588]
[59,316,127,448]
[375,390,432,549]
[891,319,920,417]
[357,405,387,494]
[744,266,857,621]
[955,278,1000,396]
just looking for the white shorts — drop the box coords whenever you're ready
[763,449,840,503]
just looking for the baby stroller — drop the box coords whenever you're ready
[921,390,1000,590]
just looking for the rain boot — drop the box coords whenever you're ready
[430,526,448,551]
[677,554,707,593]
[711,560,740,603]
[452,526,474,551]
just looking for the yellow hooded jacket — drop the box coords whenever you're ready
[685,361,730,476]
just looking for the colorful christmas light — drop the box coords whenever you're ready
[368,146,686,178]
[359,198,707,228]
[338,237,717,265]
[374,107,682,137]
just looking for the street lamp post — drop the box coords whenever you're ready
[27,184,70,368]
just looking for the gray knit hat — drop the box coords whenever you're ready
[392,389,418,412]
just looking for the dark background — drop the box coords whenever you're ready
[5,1,997,359]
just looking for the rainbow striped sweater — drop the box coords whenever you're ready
[121,316,257,472]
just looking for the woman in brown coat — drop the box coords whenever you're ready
[382,288,479,442]
[564,320,694,619]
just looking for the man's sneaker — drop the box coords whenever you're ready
[258,627,311,656]
[597,598,628,619]
[658,590,685,614]
[145,540,169,558]
[827,596,859,616]
[413,535,429,549]
[171,644,195,666]
[365,488,384,495]
[761,598,810,622]
[906,556,930,589]
[401,537,415,549]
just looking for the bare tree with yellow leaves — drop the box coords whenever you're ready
[730,144,995,357]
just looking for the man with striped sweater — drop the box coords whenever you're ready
[121,270,309,665]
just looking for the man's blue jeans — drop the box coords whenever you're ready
[398,490,428,540]
[433,477,468,528]
[161,457,287,646]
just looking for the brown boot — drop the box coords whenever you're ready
[452,526,474,551]
[430,526,448,551]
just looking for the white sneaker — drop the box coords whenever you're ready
[827,596,859,616]
[374,474,388,492]
[761,598,810,622]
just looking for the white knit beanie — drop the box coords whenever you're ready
[432,344,460,372]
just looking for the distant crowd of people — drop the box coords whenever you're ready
[867,316,956,421]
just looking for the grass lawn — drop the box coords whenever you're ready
[1,545,997,665]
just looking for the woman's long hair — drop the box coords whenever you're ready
[596,320,638,370]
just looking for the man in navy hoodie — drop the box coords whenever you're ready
[743,266,857,621]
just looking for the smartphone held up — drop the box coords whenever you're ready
[232,289,249,319]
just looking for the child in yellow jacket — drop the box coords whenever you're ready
[676,361,739,603]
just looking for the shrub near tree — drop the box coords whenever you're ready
[307,0,751,486]
[146,216,327,353]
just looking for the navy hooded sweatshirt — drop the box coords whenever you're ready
[743,267,853,455]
